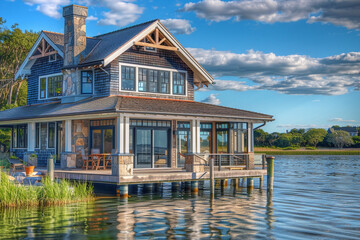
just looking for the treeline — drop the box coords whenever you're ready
[255,128,360,149]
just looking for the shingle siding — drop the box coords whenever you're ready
[27,54,63,105]
[94,65,111,97]
[109,46,195,100]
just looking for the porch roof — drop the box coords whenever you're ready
[0,96,273,123]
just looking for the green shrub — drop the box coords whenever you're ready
[282,146,299,150]
[305,147,317,150]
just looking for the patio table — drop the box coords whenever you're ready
[89,153,111,170]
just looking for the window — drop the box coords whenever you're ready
[144,46,157,52]
[137,68,170,94]
[200,123,212,153]
[121,66,135,91]
[35,123,40,148]
[120,64,186,96]
[12,125,27,148]
[48,122,55,148]
[173,72,185,95]
[81,70,93,94]
[39,74,63,99]
[49,54,56,62]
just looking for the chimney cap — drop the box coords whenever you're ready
[63,4,88,18]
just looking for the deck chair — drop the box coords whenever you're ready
[81,149,94,170]
[8,157,25,175]
[105,149,115,169]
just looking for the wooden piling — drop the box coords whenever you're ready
[117,184,128,198]
[247,177,254,189]
[266,156,275,197]
[47,157,54,181]
[191,181,199,194]
[210,158,215,198]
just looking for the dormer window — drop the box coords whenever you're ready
[81,70,93,94]
[49,54,56,62]
[39,74,63,99]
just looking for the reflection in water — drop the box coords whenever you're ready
[0,155,360,239]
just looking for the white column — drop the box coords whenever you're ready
[191,119,197,153]
[64,120,72,152]
[115,114,125,154]
[124,116,130,154]
[248,122,253,152]
[196,120,201,153]
[27,122,35,152]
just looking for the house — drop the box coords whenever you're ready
[329,127,358,137]
[0,5,273,173]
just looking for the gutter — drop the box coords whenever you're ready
[254,121,267,130]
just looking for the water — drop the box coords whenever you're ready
[1,155,360,239]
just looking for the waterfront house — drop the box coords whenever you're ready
[0,5,273,174]
[328,127,358,137]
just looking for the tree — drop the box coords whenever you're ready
[0,17,38,108]
[254,129,268,147]
[290,128,305,135]
[326,130,354,148]
[274,134,291,148]
[303,128,327,147]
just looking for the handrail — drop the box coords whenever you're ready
[193,154,209,163]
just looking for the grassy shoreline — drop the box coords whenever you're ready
[0,173,94,207]
[255,148,360,155]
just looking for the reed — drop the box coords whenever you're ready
[255,150,360,155]
[0,173,93,207]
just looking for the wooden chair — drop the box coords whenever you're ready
[8,157,25,175]
[90,149,100,170]
[81,149,94,170]
[105,149,115,169]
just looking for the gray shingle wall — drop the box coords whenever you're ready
[109,46,195,100]
[27,54,63,105]
[94,65,111,97]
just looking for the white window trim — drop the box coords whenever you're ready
[38,73,63,100]
[119,63,187,97]
[35,123,41,149]
[144,46,157,53]
[49,54,57,62]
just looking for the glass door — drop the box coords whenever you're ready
[177,130,190,168]
[154,129,169,168]
[135,129,152,168]
[91,128,114,153]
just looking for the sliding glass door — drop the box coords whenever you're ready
[135,129,152,168]
[91,127,114,153]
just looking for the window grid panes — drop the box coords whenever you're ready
[47,75,63,98]
[121,66,135,91]
[90,119,115,127]
[35,123,40,148]
[130,119,171,128]
[48,122,55,148]
[40,78,46,99]
[137,68,170,94]
[81,71,93,94]
[173,72,185,95]
[12,125,27,148]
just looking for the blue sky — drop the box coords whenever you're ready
[1,0,360,132]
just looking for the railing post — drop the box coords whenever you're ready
[218,155,222,171]
[210,158,215,199]
[262,154,266,169]
[266,156,275,198]
[47,157,54,181]
[246,155,249,170]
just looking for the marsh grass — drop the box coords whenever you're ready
[0,173,93,207]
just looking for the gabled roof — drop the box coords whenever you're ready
[0,96,273,123]
[15,20,214,85]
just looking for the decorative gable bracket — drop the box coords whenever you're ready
[134,28,178,52]
[29,38,57,60]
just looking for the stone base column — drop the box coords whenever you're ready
[24,152,37,167]
[185,154,205,172]
[112,154,134,176]
[60,152,77,169]
[248,152,255,170]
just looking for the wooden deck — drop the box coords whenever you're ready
[51,168,267,185]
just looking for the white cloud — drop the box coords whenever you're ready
[329,118,358,123]
[182,0,360,29]
[87,15,98,21]
[201,94,221,105]
[276,124,329,129]
[161,19,196,35]
[188,48,360,95]
[23,0,70,18]
[95,0,144,27]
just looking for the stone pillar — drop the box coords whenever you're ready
[247,152,255,170]
[112,154,134,176]
[185,154,205,172]
[60,152,77,169]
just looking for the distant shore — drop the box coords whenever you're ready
[255,147,360,155]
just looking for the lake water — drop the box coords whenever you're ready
[1,155,360,239]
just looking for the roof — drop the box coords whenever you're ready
[16,20,214,85]
[333,127,358,132]
[0,96,273,123]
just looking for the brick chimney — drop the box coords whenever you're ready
[63,4,88,67]
[62,5,88,102]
